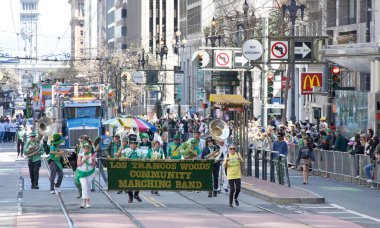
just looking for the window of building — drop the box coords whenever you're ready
[122,26,127,36]
[122,8,127,18]
[122,44,127,50]
[107,11,115,24]
[348,0,357,24]
[80,30,83,36]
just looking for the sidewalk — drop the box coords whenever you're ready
[241,176,325,204]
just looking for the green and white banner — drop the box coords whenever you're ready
[107,159,214,191]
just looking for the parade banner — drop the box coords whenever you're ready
[107,159,214,191]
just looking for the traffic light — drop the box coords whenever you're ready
[198,52,203,67]
[267,73,274,100]
[331,66,341,97]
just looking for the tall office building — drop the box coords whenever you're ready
[68,0,84,60]
[20,0,40,59]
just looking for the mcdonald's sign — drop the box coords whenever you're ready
[301,73,322,95]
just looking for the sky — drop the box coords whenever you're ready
[0,0,71,59]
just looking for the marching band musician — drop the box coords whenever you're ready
[147,140,165,196]
[201,136,222,197]
[104,134,121,158]
[186,139,201,159]
[76,143,96,208]
[124,134,143,203]
[218,139,229,192]
[116,136,129,194]
[167,134,182,160]
[115,136,129,158]
[139,133,152,159]
[48,133,65,194]
[187,130,205,151]
[23,132,44,189]
[223,144,243,208]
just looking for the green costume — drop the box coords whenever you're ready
[167,142,182,159]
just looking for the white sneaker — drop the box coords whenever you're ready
[86,204,91,208]
[50,191,55,194]
[367,179,373,183]
[56,187,61,193]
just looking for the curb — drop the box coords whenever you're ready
[241,185,325,204]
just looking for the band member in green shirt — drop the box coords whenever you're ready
[124,134,143,203]
[48,133,65,194]
[139,133,152,159]
[23,132,44,189]
[16,125,26,157]
[167,134,182,159]
[147,140,165,196]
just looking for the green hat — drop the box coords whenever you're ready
[82,143,91,149]
[141,133,149,139]
[190,139,197,144]
[30,132,37,137]
[51,133,64,145]
[174,134,180,140]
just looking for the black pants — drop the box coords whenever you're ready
[28,160,41,187]
[228,178,241,204]
[49,161,63,191]
[128,190,139,198]
[17,140,24,156]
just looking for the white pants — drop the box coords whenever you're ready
[80,173,95,200]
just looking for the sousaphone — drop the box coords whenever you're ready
[209,119,230,141]
[37,116,53,137]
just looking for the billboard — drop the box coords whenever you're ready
[301,73,322,95]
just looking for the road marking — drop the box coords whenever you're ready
[149,196,166,208]
[300,206,335,209]
[321,187,362,192]
[330,204,380,223]
[338,217,367,219]
[142,195,160,207]
[318,211,349,214]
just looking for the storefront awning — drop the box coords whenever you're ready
[209,94,250,105]
[321,43,380,73]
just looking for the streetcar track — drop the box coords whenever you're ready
[95,180,145,228]
[219,191,315,227]
[42,158,74,228]
[176,192,247,227]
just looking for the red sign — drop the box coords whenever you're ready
[281,76,291,90]
[301,73,322,94]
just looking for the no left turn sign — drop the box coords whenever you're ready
[270,41,289,60]
[214,50,232,68]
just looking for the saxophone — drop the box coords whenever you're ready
[180,142,198,159]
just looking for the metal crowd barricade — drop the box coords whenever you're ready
[285,148,379,189]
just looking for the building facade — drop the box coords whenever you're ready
[68,0,84,60]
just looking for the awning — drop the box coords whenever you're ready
[209,94,250,105]
[321,43,380,73]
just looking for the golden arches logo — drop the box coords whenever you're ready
[303,74,321,90]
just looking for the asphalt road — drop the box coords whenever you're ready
[0,142,377,227]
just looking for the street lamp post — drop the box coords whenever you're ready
[280,0,306,123]
[205,17,222,48]
[138,49,149,69]
[156,39,168,68]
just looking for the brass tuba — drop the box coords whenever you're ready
[37,116,53,137]
[209,119,230,141]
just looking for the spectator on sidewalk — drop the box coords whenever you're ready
[273,132,288,156]
[333,129,349,152]
[9,119,18,142]
[0,120,5,142]
[296,137,315,185]
[364,148,380,184]
[16,125,26,157]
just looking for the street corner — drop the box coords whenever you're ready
[241,176,325,204]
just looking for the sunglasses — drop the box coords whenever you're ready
[229,148,236,150]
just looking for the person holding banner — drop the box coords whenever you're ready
[223,144,243,208]
[125,134,143,203]
[116,136,129,158]
[76,143,96,208]
[167,134,182,159]
[139,133,152,159]
[202,137,221,197]
[104,134,122,158]
[147,140,165,196]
